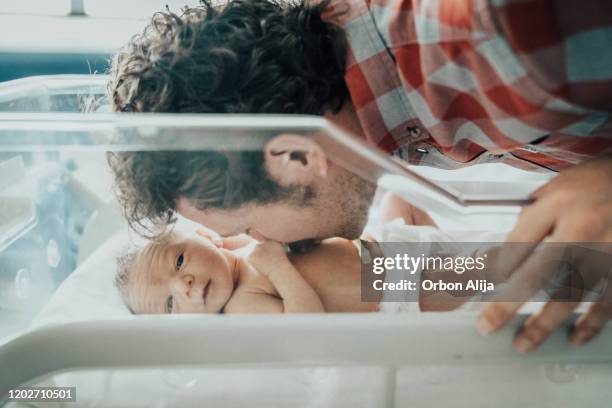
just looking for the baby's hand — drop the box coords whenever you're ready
[196,228,224,247]
[196,228,254,250]
[247,241,290,277]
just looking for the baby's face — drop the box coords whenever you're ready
[129,231,237,314]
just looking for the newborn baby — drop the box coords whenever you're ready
[115,230,379,314]
[115,193,491,314]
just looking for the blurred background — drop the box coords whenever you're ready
[0,0,203,81]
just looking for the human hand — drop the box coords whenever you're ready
[196,228,224,247]
[247,240,290,277]
[477,157,612,352]
[196,228,254,250]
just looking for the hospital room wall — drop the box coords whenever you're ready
[0,53,109,82]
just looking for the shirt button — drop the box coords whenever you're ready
[406,126,422,138]
[521,145,538,153]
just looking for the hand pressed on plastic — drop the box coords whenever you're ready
[477,157,612,352]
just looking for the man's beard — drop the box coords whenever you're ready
[327,169,376,239]
[288,171,375,250]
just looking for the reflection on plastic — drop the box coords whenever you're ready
[14,268,31,300]
[160,370,198,390]
[47,239,61,268]
[542,363,580,384]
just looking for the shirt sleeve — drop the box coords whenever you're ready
[491,0,612,112]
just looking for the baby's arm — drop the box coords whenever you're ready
[247,241,325,313]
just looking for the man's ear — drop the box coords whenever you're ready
[264,134,328,186]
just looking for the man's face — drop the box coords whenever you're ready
[176,167,376,243]
[178,116,376,243]
[178,201,353,243]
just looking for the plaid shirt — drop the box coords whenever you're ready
[328,0,612,172]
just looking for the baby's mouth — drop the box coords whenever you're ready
[202,280,212,305]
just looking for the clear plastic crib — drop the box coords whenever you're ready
[0,75,610,408]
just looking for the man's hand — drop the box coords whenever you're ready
[477,157,612,352]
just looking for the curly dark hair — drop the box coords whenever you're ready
[107,0,349,235]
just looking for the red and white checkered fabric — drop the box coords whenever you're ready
[327,0,612,172]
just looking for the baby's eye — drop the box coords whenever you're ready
[176,252,184,270]
[166,296,174,313]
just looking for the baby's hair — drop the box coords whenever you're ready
[115,245,140,313]
[115,234,175,313]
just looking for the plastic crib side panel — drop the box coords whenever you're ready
[1,314,611,401]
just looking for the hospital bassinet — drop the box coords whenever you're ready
[0,75,609,408]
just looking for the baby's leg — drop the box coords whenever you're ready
[378,192,436,226]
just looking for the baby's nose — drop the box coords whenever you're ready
[180,274,194,295]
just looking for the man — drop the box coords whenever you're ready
[108,0,612,350]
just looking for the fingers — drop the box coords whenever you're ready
[247,229,266,242]
[476,301,524,335]
[484,200,557,285]
[196,228,224,247]
[220,234,253,250]
[567,248,612,346]
[481,271,582,352]
[196,228,212,238]
[506,199,556,243]
[484,183,550,338]
[501,201,555,273]
[477,161,612,350]
[478,214,573,334]
[570,302,612,346]
[477,243,563,335]
[514,300,580,353]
